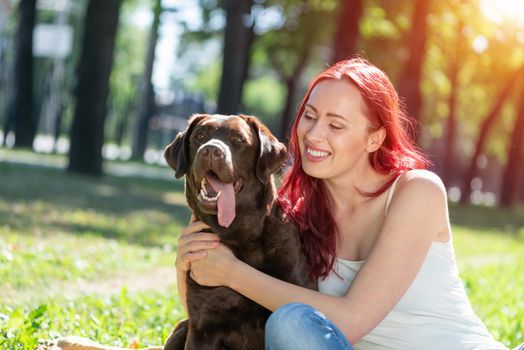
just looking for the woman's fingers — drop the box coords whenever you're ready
[181,239,219,254]
[181,220,210,236]
[184,250,207,263]
[177,249,207,271]
[179,232,220,248]
[176,233,219,272]
[176,219,217,272]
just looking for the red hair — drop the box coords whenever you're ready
[278,58,430,280]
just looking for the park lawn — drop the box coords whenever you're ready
[0,154,523,349]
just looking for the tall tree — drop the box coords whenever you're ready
[500,83,524,208]
[131,0,161,160]
[216,0,255,115]
[460,66,524,204]
[331,0,363,63]
[397,0,430,141]
[9,0,37,148]
[68,0,122,176]
[442,19,463,186]
[270,3,330,139]
[274,43,311,140]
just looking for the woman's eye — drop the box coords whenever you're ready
[330,124,343,130]
[303,114,315,120]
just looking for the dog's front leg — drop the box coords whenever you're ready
[184,329,229,350]
[163,319,188,350]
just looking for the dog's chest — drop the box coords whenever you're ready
[187,279,269,327]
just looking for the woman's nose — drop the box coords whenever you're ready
[305,121,325,143]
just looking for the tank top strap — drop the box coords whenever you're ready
[385,175,402,216]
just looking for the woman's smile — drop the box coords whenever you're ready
[304,145,332,162]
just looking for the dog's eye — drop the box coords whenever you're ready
[233,136,246,143]
[194,132,206,141]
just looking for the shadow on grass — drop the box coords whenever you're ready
[0,161,191,246]
[449,203,524,234]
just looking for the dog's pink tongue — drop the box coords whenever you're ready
[205,175,236,227]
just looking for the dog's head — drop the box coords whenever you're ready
[164,114,287,229]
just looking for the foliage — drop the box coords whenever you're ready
[242,75,286,130]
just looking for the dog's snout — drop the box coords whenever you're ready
[201,145,224,159]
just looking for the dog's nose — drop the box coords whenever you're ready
[201,145,224,159]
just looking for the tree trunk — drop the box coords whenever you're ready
[499,84,524,208]
[278,44,311,141]
[397,0,430,142]
[443,20,462,186]
[216,0,254,115]
[10,0,37,148]
[331,0,363,63]
[460,66,524,204]
[279,78,296,141]
[132,0,161,161]
[68,0,122,176]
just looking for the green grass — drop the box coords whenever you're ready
[0,151,523,349]
[1,290,184,350]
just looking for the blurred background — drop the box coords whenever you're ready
[1,1,524,348]
[0,0,523,206]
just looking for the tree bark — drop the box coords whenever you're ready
[132,0,161,161]
[397,0,430,142]
[442,20,463,186]
[216,0,255,115]
[460,66,524,204]
[68,0,122,176]
[499,83,524,208]
[10,0,37,148]
[277,44,311,141]
[331,0,363,63]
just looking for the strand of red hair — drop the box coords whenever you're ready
[278,57,430,281]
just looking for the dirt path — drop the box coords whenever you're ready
[75,266,178,295]
[2,267,178,306]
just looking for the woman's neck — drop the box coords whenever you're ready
[323,165,390,213]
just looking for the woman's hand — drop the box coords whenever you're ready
[175,215,220,273]
[189,243,238,287]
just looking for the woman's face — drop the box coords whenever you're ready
[297,79,376,181]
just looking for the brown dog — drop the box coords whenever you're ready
[163,114,313,350]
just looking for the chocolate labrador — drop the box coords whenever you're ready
[163,114,313,350]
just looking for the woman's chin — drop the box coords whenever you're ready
[302,163,329,179]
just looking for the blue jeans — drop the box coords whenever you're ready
[265,303,354,350]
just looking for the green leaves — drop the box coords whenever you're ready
[0,305,47,350]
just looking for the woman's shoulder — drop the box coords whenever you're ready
[395,169,447,204]
[387,170,449,240]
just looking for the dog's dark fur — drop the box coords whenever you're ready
[163,114,313,350]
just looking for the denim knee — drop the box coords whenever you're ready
[265,303,353,350]
[265,302,316,341]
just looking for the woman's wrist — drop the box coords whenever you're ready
[225,258,248,290]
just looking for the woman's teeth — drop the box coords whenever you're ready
[307,147,330,157]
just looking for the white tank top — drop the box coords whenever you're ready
[318,176,508,350]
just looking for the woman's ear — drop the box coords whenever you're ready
[366,127,386,153]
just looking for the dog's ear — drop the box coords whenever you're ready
[164,114,206,178]
[243,115,287,184]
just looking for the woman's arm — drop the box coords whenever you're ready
[340,170,449,340]
[190,170,448,343]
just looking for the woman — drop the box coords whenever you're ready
[175,58,517,350]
